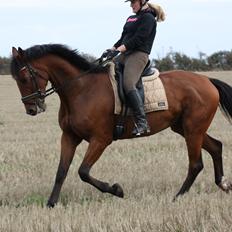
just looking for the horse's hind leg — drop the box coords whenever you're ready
[202,134,232,192]
[202,134,223,185]
[174,132,204,199]
[171,123,204,198]
[78,138,124,198]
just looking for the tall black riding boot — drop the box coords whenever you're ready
[127,90,150,136]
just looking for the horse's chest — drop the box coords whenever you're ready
[59,115,70,130]
[59,114,90,137]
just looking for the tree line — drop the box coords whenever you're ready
[0,57,11,75]
[153,50,232,72]
[0,50,232,75]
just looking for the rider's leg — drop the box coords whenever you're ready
[123,51,150,136]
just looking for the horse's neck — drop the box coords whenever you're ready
[53,70,108,103]
[44,58,112,109]
[48,61,81,86]
[58,72,112,127]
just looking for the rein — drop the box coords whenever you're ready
[21,57,111,103]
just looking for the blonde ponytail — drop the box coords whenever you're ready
[148,2,166,22]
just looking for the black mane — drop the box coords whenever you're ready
[11,44,108,77]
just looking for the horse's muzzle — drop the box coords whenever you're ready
[26,99,46,116]
[27,106,37,116]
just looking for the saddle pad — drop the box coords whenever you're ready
[108,62,169,115]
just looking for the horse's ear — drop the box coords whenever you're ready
[12,47,24,60]
[18,47,24,57]
[12,47,20,58]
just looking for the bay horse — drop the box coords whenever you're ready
[10,44,232,207]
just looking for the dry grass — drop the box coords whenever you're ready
[0,71,232,232]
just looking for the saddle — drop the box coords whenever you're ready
[111,60,168,140]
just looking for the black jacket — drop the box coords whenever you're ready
[114,9,157,54]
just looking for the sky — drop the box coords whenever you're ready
[0,0,231,59]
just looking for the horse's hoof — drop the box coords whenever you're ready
[47,201,55,208]
[172,196,177,202]
[219,176,232,193]
[112,183,124,198]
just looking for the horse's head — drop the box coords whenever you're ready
[11,47,48,116]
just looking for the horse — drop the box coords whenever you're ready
[10,44,232,207]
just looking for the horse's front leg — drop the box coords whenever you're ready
[78,138,124,198]
[47,132,82,207]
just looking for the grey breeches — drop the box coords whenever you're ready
[115,51,149,94]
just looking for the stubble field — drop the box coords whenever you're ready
[0,72,232,232]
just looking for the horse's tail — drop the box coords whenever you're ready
[210,78,232,123]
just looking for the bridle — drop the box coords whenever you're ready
[20,64,56,103]
[19,56,111,104]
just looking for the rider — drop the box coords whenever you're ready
[105,0,165,136]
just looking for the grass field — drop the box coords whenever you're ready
[0,71,232,232]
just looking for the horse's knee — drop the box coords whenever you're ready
[78,165,90,182]
[197,162,204,172]
[191,161,204,174]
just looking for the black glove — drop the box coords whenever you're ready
[106,50,120,60]
[101,49,120,60]
[101,49,112,59]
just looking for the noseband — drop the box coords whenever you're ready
[20,64,56,103]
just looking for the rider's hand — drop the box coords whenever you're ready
[106,50,120,60]
[101,49,120,60]
[101,49,112,59]
[116,45,126,53]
